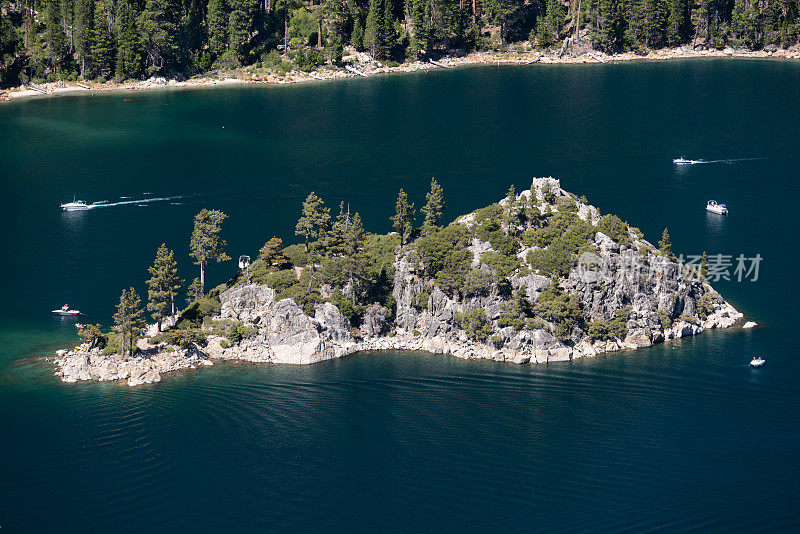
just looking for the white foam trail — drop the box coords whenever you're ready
[681,157,765,165]
[89,195,185,209]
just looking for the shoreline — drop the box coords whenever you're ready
[51,177,747,387]
[3,45,800,104]
[53,302,744,387]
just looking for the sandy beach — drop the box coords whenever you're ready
[3,44,799,103]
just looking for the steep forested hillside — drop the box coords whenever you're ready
[2,0,799,86]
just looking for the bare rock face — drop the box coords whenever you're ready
[425,287,454,337]
[392,253,422,332]
[315,302,353,343]
[220,284,276,323]
[361,304,390,338]
[217,286,358,364]
[511,273,550,301]
[233,298,326,364]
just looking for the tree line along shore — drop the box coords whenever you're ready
[74,178,733,369]
[2,0,800,90]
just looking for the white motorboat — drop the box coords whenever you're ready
[60,196,90,211]
[673,157,700,165]
[706,200,728,215]
[52,304,81,316]
[750,357,765,368]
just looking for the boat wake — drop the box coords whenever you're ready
[675,157,766,166]
[88,194,188,209]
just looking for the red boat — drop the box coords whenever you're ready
[52,304,80,316]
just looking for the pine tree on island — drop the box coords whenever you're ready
[391,188,415,245]
[114,287,146,357]
[700,251,709,282]
[189,209,230,294]
[259,237,289,272]
[295,192,331,253]
[146,243,184,333]
[186,277,203,305]
[420,177,445,232]
[77,323,105,349]
[342,211,367,306]
[659,228,675,259]
[504,184,522,234]
[318,202,350,257]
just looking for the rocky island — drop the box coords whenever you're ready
[55,178,742,386]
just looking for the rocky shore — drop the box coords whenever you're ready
[4,44,800,103]
[53,178,744,386]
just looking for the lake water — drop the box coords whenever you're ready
[1,60,798,532]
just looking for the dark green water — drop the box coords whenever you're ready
[1,60,798,531]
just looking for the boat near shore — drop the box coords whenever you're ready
[52,304,80,316]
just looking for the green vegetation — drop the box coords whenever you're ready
[481,251,519,281]
[497,302,525,330]
[391,188,415,245]
[295,192,330,253]
[176,296,222,329]
[658,310,673,329]
[680,313,700,324]
[696,292,716,320]
[415,224,472,297]
[451,308,493,342]
[226,321,259,343]
[461,270,492,297]
[526,215,595,279]
[421,177,445,231]
[146,243,183,332]
[533,280,582,342]
[169,328,208,349]
[3,0,800,87]
[259,237,290,271]
[586,306,631,341]
[266,268,299,293]
[700,251,709,282]
[113,287,146,357]
[596,214,631,247]
[77,323,106,349]
[189,209,230,293]
[659,227,675,259]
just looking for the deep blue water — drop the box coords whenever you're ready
[1,60,798,531]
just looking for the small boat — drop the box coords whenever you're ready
[750,357,765,368]
[60,196,90,211]
[706,200,728,215]
[52,304,80,316]
[674,157,699,165]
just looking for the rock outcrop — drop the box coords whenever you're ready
[213,287,357,364]
[54,177,744,385]
[55,345,211,386]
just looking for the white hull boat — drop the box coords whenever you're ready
[750,357,765,368]
[60,196,90,211]
[674,157,700,165]
[52,304,80,316]
[706,200,728,215]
